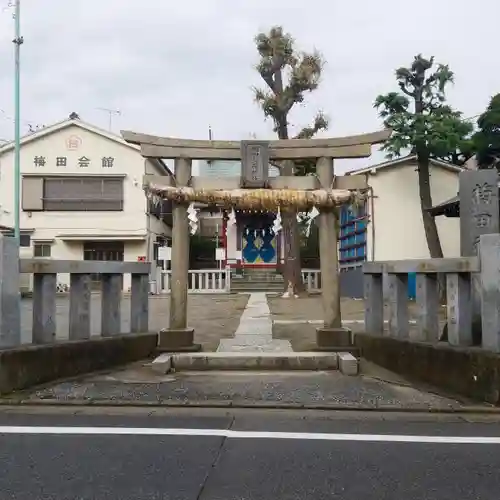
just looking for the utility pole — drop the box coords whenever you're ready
[13,0,23,241]
[97,107,121,131]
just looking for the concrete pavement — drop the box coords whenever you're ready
[16,367,479,411]
[0,408,500,499]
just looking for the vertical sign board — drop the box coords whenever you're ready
[459,170,499,338]
[241,141,270,188]
[459,170,500,257]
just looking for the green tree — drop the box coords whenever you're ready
[474,93,500,170]
[374,54,473,258]
[253,26,328,293]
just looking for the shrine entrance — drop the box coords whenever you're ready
[240,212,277,266]
[121,128,390,353]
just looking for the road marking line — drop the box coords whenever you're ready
[0,426,499,444]
[272,320,418,325]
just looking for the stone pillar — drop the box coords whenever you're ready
[158,157,200,352]
[459,169,499,345]
[0,235,21,348]
[479,234,500,352]
[315,157,352,351]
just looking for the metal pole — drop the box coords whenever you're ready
[13,0,23,241]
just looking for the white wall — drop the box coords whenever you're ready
[226,223,238,260]
[0,125,150,241]
[0,123,172,289]
[365,160,460,261]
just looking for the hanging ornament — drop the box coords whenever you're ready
[272,207,282,234]
[228,208,237,226]
[305,206,320,237]
[187,203,199,235]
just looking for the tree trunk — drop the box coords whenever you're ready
[417,153,446,305]
[417,155,444,259]
[273,65,305,295]
[281,159,306,294]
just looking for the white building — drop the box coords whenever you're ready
[345,155,461,263]
[0,115,172,290]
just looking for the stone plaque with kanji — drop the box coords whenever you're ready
[241,140,270,187]
[459,169,500,256]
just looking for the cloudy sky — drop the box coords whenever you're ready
[0,0,499,172]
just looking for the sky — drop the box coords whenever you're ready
[0,0,499,173]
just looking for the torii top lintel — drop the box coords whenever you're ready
[120,129,391,161]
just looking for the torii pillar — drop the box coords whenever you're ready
[157,157,201,352]
[315,157,352,350]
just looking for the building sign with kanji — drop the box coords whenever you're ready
[31,155,116,169]
[459,170,500,256]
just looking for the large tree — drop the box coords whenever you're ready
[374,54,473,259]
[253,26,328,294]
[473,93,500,170]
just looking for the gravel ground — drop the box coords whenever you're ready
[267,296,448,321]
[268,296,448,351]
[23,364,471,411]
[20,294,249,352]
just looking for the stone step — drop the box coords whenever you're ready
[231,285,284,292]
[231,281,284,287]
[151,352,343,372]
[236,275,284,282]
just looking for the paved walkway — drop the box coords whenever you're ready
[217,293,293,352]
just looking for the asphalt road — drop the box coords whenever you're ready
[0,408,499,500]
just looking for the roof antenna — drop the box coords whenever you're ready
[96,107,121,131]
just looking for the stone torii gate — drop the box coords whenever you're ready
[122,129,390,351]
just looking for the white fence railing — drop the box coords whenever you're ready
[155,268,321,294]
[301,269,321,292]
[156,268,231,294]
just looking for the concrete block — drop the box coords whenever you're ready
[157,328,200,352]
[171,352,338,371]
[316,327,352,349]
[0,235,21,348]
[217,337,291,353]
[338,352,359,376]
[151,353,172,374]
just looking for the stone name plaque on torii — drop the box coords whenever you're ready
[240,140,270,188]
[459,169,500,256]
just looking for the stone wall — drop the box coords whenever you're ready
[0,333,158,395]
[355,333,500,405]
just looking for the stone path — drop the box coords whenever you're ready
[217,293,293,352]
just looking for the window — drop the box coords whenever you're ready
[33,243,51,258]
[19,234,31,247]
[42,177,123,211]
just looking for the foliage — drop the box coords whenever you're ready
[374,55,474,164]
[374,54,473,262]
[473,93,500,170]
[253,26,329,293]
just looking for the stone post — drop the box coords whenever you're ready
[459,169,499,345]
[0,235,21,348]
[315,157,352,350]
[479,233,500,352]
[158,157,200,352]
